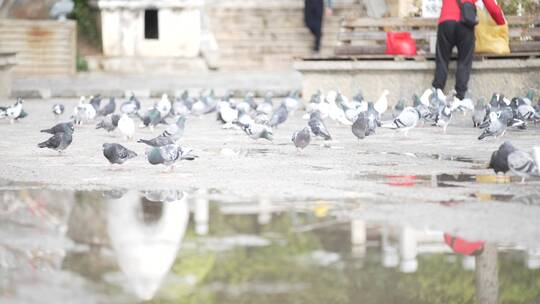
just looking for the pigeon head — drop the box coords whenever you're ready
[66,122,75,133]
[16,97,24,105]
[102,143,111,150]
[310,111,321,119]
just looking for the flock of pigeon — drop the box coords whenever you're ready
[0,87,539,179]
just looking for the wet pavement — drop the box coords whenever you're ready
[1,187,539,303]
[0,98,540,303]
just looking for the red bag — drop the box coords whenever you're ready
[386,32,417,56]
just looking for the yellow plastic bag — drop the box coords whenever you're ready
[475,9,510,54]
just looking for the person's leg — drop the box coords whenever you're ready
[455,23,475,100]
[312,0,324,52]
[432,21,457,92]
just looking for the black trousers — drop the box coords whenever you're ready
[432,21,475,100]
[305,0,324,51]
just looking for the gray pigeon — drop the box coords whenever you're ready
[162,116,186,140]
[239,123,273,141]
[89,95,102,112]
[38,126,73,153]
[472,98,487,128]
[146,144,197,171]
[96,114,120,132]
[352,112,367,140]
[120,95,141,115]
[365,102,379,136]
[269,103,288,128]
[256,92,274,115]
[41,122,74,134]
[488,141,516,174]
[434,90,455,133]
[98,97,116,117]
[50,0,74,20]
[308,111,332,140]
[478,112,507,140]
[102,143,137,165]
[137,134,176,147]
[381,105,423,136]
[292,127,311,151]
[52,104,65,117]
[508,150,539,182]
[140,108,162,130]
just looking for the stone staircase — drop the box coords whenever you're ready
[205,0,364,69]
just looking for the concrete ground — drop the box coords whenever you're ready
[11,71,302,99]
[0,98,539,247]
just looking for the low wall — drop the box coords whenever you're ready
[0,19,76,75]
[0,52,17,98]
[294,58,540,103]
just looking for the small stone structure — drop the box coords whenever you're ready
[0,52,16,98]
[97,0,202,57]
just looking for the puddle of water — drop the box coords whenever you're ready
[355,173,530,188]
[1,188,540,303]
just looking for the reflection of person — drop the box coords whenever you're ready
[432,0,505,101]
[304,0,333,54]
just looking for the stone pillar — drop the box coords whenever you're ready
[475,243,498,304]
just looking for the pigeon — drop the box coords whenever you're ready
[98,97,116,117]
[256,92,274,115]
[365,102,380,136]
[374,89,389,116]
[145,144,197,171]
[308,111,332,140]
[393,98,406,118]
[472,98,487,128]
[102,143,137,165]
[6,98,24,124]
[140,108,162,131]
[120,94,141,115]
[508,150,539,183]
[172,96,191,116]
[137,134,176,147]
[118,114,135,140]
[162,116,186,140]
[38,125,73,153]
[514,97,537,120]
[478,112,507,140]
[352,89,364,103]
[41,122,74,134]
[73,96,97,125]
[52,104,65,117]
[434,90,456,133]
[269,103,289,128]
[237,108,254,126]
[488,141,517,174]
[238,122,273,141]
[381,105,423,136]
[96,114,120,132]
[88,95,102,111]
[236,91,256,113]
[217,99,238,128]
[292,127,311,151]
[351,112,367,140]
[156,93,172,118]
[284,90,301,113]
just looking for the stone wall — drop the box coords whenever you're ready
[0,19,76,75]
[205,0,365,69]
[295,58,540,103]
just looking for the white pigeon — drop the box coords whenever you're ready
[419,88,433,107]
[6,98,23,124]
[326,91,351,125]
[73,96,96,125]
[374,89,389,115]
[156,93,172,118]
[118,114,135,140]
[217,100,238,128]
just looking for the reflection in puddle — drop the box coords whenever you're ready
[355,173,528,188]
[1,188,540,303]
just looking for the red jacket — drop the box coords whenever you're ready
[439,0,506,25]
